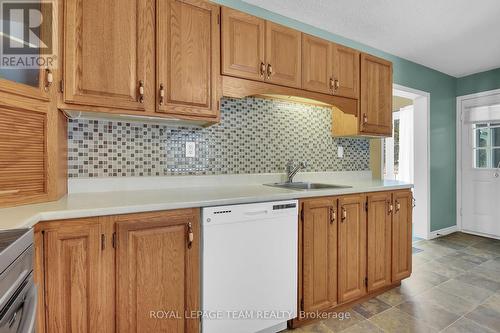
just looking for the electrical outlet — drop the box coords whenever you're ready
[337,146,344,158]
[186,142,196,158]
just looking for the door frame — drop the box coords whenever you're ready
[456,88,500,237]
[391,84,431,239]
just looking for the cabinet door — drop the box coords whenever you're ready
[332,44,359,99]
[221,7,265,81]
[116,209,199,333]
[302,34,332,94]
[265,22,301,88]
[392,190,413,281]
[367,192,392,291]
[44,218,113,333]
[63,0,155,112]
[0,0,51,100]
[0,104,47,207]
[157,0,220,119]
[302,198,338,312]
[338,194,367,303]
[360,53,393,135]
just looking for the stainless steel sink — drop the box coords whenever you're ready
[264,182,352,191]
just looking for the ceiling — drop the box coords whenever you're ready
[242,0,500,77]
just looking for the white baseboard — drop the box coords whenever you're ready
[428,225,458,240]
[460,229,500,241]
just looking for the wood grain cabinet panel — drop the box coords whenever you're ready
[338,194,367,303]
[302,197,338,312]
[392,190,413,282]
[156,0,220,120]
[0,106,48,207]
[360,53,393,136]
[367,192,392,291]
[332,44,359,99]
[221,7,265,81]
[63,0,155,112]
[43,218,114,333]
[265,22,301,88]
[302,34,332,94]
[115,209,199,333]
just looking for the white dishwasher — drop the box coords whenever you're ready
[202,200,298,333]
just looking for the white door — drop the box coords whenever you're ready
[460,93,500,237]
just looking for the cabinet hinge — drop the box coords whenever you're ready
[365,201,368,212]
[300,298,304,311]
[101,234,105,251]
[59,79,64,93]
[112,232,116,248]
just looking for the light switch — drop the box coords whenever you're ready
[186,142,196,158]
[337,146,344,158]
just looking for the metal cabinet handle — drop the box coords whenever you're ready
[330,207,336,224]
[159,84,165,106]
[138,80,145,103]
[363,113,368,124]
[329,77,334,91]
[267,63,273,79]
[395,200,401,213]
[388,202,393,214]
[334,78,340,91]
[187,222,194,249]
[341,207,347,222]
[45,68,53,91]
[260,62,266,77]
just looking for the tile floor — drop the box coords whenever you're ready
[284,232,500,333]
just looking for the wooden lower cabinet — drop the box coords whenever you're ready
[338,194,367,303]
[35,208,199,333]
[41,218,114,333]
[367,192,392,291]
[115,210,199,333]
[295,190,412,327]
[392,190,413,281]
[301,197,338,312]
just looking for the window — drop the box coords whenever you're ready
[473,123,500,168]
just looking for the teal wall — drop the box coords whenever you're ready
[214,0,457,232]
[457,68,500,96]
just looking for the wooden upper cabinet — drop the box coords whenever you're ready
[332,44,360,99]
[0,0,52,101]
[63,0,155,112]
[221,7,265,81]
[338,194,367,303]
[43,218,114,333]
[156,0,220,120]
[0,104,47,207]
[367,192,392,292]
[302,34,332,94]
[392,190,413,282]
[360,53,393,135]
[301,197,338,313]
[265,22,301,88]
[115,209,199,333]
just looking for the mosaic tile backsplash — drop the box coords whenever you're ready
[68,97,370,178]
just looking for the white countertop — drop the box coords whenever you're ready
[0,176,411,230]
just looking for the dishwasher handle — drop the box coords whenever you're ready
[243,210,269,216]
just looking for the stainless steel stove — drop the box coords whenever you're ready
[0,229,36,333]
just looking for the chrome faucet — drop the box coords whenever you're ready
[286,161,307,183]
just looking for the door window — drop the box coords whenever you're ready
[473,123,500,168]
